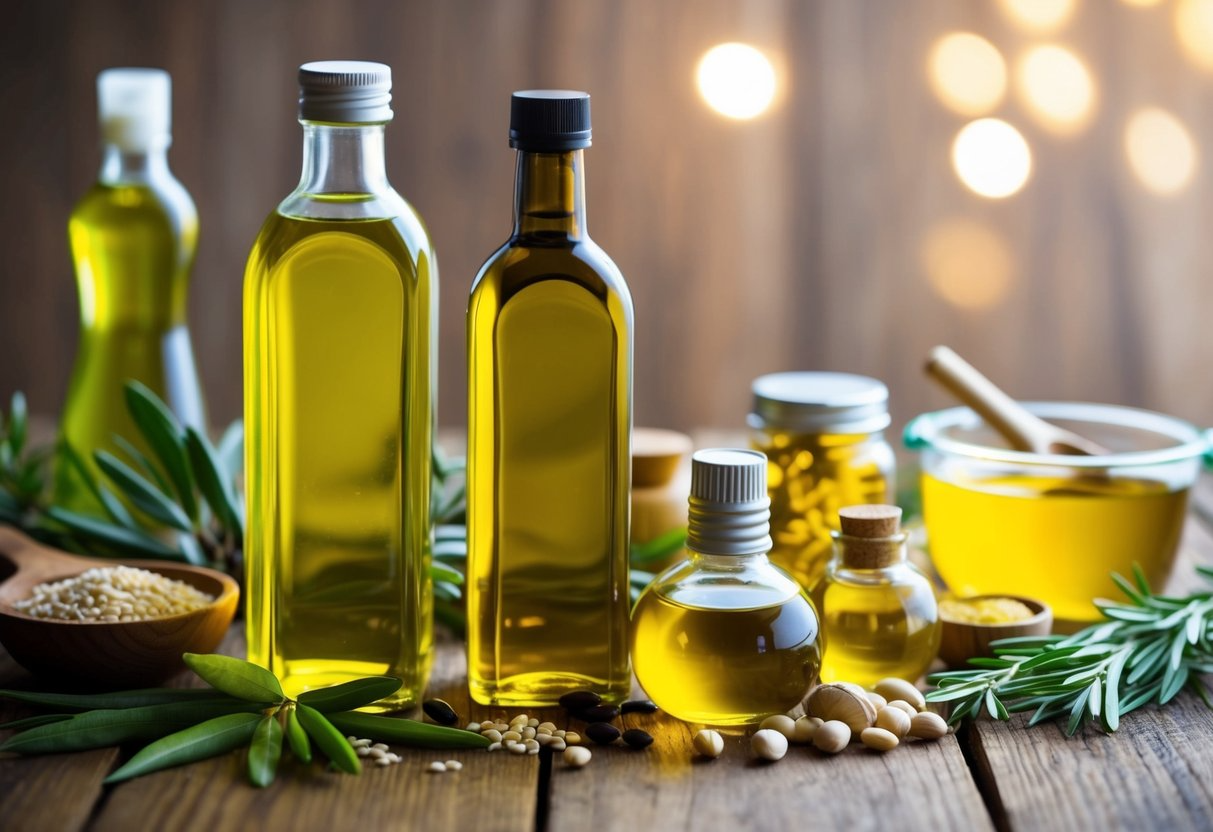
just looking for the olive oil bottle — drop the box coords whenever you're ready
[56,68,205,512]
[467,91,633,706]
[244,62,436,708]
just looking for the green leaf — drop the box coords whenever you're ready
[630,527,688,565]
[124,381,198,522]
[326,711,491,749]
[177,532,207,566]
[295,704,360,774]
[0,713,73,731]
[112,435,173,496]
[95,450,193,532]
[248,714,283,788]
[45,507,183,559]
[216,421,244,481]
[8,391,27,455]
[0,701,263,754]
[0,687,246,711]
[58,441,137,530]
[104,712,262,784]
[1066,686,1092,736]
[297,676,402,713]
[430,561,463,586]
[182,654,284,704]
[185,427,242,542]
[286,708,311,763]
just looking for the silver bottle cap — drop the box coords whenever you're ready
[749,371,891,434]
[298,61,393,123]
[98,68,171,152]
[686,448,772,557]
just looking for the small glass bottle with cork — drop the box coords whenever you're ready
[630,448,822,726]
[811,505,941,687]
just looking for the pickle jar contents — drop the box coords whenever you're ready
[811,505,940,687]
[631,449,822,726]
[749,372,895,591]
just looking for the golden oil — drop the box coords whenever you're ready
[630,449,822,725]
[749,373,895,591]
[811,505,940,687]
[922,473,1187,624]
[56,68,204,512]
[467,92,631,706]
[244,63,434,709]
[631,580,821,725]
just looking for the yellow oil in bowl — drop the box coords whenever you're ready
[906,402,1211,626]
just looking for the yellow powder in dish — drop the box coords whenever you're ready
[939,596,1035,625]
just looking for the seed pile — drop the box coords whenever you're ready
[464,714,580,754]
[14,566,214,622]
[347,736,403,767]
[426,760,464,774]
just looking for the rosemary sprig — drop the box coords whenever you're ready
[927,564,1213,734]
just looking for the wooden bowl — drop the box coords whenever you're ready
[937,595,1053,668]
[633,428,694,488]
[0,526,239,687]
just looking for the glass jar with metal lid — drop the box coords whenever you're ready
[748,372,896,589]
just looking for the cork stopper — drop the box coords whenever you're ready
[835,504,905,569]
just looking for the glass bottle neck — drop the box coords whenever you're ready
[296,122,391,198]
[513,150,587,239]
[99,144,171,185]
[689,551,774,571]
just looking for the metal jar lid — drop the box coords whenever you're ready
[748,372,891,434]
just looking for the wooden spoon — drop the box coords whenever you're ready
[924,346,1110,456]
[0,526,239,687]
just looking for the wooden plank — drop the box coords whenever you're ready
[962,503,1213,832]
[547,705,993,832]
[91,624,540,832]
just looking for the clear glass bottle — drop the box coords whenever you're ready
[811,505,940,686]
[243,62,436,709]
[631,449,822,726]
[55,68,205,512]
[467,91,633,706]
[749,372,895,590]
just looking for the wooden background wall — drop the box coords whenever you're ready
[2,0,1212,436]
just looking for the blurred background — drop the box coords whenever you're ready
[1,0,1212,434]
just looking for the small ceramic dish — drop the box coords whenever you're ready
[937,594,1053,668]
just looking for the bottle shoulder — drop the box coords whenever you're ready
[469,234,631,307]
[817,560,938,595]
[643,555,808,612]
[72,176,196,228]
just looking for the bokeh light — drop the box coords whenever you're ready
[952,119,1033,199]
[928,33,1008,116]
[921,218,1016,310]
[1122,0,1163,6]
[1016,45,1096,134]
[696,43,777,120]
[998,0,1077,31]
[1175,0,1213,71]
[1125,108,1198,195]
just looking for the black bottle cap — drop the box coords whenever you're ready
[509,90,592,152]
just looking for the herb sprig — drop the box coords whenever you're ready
[927,565,1213,734]
[0,653,487,786]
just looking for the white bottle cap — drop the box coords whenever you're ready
[685,448,773,556]
[298,61,392,123]
[98,68,171,152]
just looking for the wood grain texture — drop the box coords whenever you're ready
[4,0,1213,439]
[961,513,1213,832]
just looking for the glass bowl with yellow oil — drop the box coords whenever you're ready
[905,402,1213,626]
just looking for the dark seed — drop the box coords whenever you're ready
[559,690,603,711]
[621,699,659,715]
[422,698,459,726]
[622,729,654,750]
[585,722,622,745]
[574,704,621,723]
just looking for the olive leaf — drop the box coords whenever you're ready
[630,527,687,565]
[104,712,262,784]
[0,714,72,731]
[296,676,402,713]
[112,435,174,496]
[295,704,360,774]
[285,708,311,764]
[184,427,242,544]
[0,701,264,754]
[0,687,246,712]
[94,450,193,533]
[326,711,491,749]
[45,507,183,560]
[8,391,27,455]
[123,380,198,522]
[248,714,284,788]
[58,441,137,530]
[182,654,284,705]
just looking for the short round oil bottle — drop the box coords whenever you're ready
[631,449,822,726]
[811,505,940,686]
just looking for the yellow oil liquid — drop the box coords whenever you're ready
[752,429,893,590]
[244,213,434,709]
[923,473,1188,624]
[56,180,204,512]
[812,573,940,686]
[467,252,632,707]
[631,584,821,725]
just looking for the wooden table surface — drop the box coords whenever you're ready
[3,485,1213,832]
